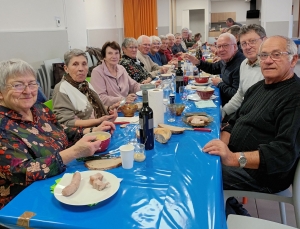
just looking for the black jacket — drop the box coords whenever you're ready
[197,51,245,106]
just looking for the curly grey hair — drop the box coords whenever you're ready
[122,37,138,48]
[0,59,36,91]
[64,49,88,66]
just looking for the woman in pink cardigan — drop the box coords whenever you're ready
[91,41,141,106]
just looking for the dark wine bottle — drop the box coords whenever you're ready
[175,61,184,93]
[139,90,154,150]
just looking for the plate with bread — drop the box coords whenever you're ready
[182,113,213,127]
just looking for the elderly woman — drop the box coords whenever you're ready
[165,33,175,61]
[148,36,163,66]
[91,41,141,106]
[0,59,115,209]
[159,35,178,66]
[172,33,186,55]
[53,49,117,128]
[119,38,153,84]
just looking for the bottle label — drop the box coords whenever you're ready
[148,118,153,129]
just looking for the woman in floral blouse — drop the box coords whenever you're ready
[119,37,153,84]
[0,59,115,209]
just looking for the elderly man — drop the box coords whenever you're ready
[204,35,300,215]
[136,35,167,78]
[222,24,266,118]
[187,33,245,106]
[172,33,186,56]
[226,18,242,27]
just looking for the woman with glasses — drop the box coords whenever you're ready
[92,40,141,106]
[119,37,153,84]
[53,49,118,128]
[0,59,115,209]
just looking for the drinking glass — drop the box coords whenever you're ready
[179,86,187,101]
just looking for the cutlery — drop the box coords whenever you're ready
[116,98,126,110]
[184,127,212,132]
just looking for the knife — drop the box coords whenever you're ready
[114,121,130,125]
[184,127,212,132]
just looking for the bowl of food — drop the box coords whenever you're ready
[196,87,215,100]
[85,131,111,152]
[195,76,210,83]
[167,103,186,116]
[120,103,138,117]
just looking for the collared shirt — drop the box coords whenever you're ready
[246,58,260,67]
[0,104,83,209]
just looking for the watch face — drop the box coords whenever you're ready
[239,157,247,165]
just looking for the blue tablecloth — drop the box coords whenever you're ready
[0,88,227,229]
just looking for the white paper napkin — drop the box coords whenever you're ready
[194,100,217,108]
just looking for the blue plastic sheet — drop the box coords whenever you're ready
[0,88,227,229]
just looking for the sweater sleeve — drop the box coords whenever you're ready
[197,60,222,75]
[91,68,123,106]
[222,85,244,116]
[217,67,240,101]
[52,84,76,127]
[126,72,141,93]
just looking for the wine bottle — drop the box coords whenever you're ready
[139,90,154,150]
[175,61,184,93]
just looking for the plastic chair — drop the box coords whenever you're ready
[85,52,93,68]
[44,100,53,110]
[227,215,297,229]
[224,160,300,228]
[43,58,63,99]
[86,77,91,82]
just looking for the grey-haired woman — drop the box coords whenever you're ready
[53,49,118,128]
[0,59,115,209]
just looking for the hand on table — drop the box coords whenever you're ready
[202,139,236,166]
[160,66,168,74]
[94,120,116,134]
[141,77,152,84]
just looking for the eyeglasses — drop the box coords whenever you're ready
[127,46,138,50]
[152,43,161,46]
[142,44,151,47]
[216,44,234,49]
[257,51,291,61]
[241,37,264,48]
[6,82,38,92]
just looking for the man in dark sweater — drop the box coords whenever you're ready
[203,36,300,212]
[187,33,245,106]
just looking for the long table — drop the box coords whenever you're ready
[0,88,227,229]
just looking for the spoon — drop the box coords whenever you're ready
[116,98,126,110]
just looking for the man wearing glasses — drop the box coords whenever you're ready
[187,33,245,106]
[203,36,300,216]
[222,24,266,119]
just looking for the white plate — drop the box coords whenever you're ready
[190,80,211,86]
[187,93,217,101]
[185,85,207,90]
[54,171,120,206]
[136,91,142,96]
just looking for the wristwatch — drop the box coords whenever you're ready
[238,152,247,168]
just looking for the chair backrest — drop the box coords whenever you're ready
[85,52,93,68]
[227,215,297,229]
[44,100,53,110]
[86,77,91,82]
[36,70,44,94]
[40,65,50,100]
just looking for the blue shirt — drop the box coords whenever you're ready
[147,52,162,66]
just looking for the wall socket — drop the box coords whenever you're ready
[55,17,61,27]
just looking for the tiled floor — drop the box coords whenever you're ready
[233,60,300,228]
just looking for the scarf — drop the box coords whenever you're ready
[64,74,108,118]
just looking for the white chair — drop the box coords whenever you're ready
[36,69,45,94]
[41,65,50,100]
[43,58,63,99]
[91,54,98,66]
[227,215,297,229]
[224,160,300,228]
[85,52,93,68]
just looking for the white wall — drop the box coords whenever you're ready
[0,0,65,31]
[157,0,170,35]
[189,9,205,37]
[211,1,251,23]
[176,0,210,40]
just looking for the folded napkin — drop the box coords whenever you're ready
[195,100,217,108]
[115,116,139,123]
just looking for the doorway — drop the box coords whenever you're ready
[181,9,205,39]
